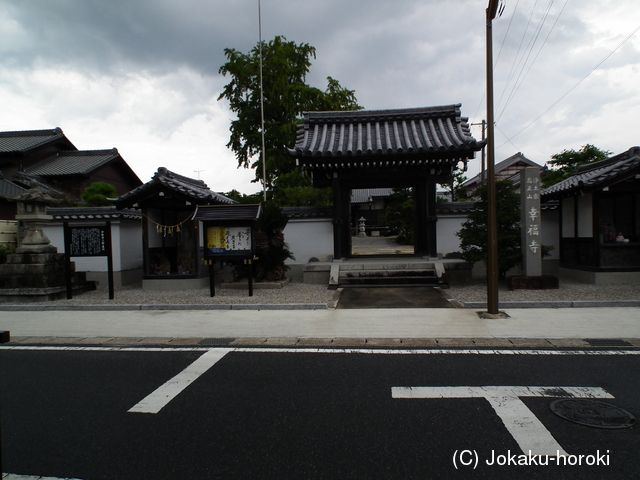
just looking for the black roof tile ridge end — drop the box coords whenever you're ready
[58,148,119,156]
[0,127,63,137]
[303,104,464,120]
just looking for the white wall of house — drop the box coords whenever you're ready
[44,220,143,287]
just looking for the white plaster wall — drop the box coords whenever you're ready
[541,210,560,259]
[436,210,560,259]
[284,218,333,264]
[118,221,143,270]
[436,215,466,256]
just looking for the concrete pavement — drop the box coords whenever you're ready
[1,306,639,349]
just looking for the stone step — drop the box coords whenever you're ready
[341,269,436,279]
[340,275,440,286]
[339,262,435,271]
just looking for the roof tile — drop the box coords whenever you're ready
[288,105,483,166]
[24,149,119,176]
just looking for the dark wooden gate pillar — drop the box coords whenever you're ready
[332,173,344,260]
[414,181,428,257]
[427,177,438,258]
[414,178,438,258]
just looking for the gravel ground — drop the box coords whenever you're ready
[33,282,338,306]
[447,279,640,303]
[4,278,639,306]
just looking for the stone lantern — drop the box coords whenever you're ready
[0,188,94,302]
[14,188,60,253]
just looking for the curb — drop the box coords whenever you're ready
[4,336,640,349]
[0,303,329,311]
[463,300,640,309]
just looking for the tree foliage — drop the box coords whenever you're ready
[232,202,294,282]
[542,144,611,188]
[439,169,469,202]
[218,36,361,204]
[81,182,117,206]
[456,180,522,278]
[384,188,414,245]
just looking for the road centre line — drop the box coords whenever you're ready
[1,345,639,355]
[128,349,231,414]
[392,386,614,456]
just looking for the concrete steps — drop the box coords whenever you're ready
[333,261,447,288]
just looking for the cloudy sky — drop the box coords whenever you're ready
[2,0,639,194]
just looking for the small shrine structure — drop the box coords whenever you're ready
[112,167,235,289]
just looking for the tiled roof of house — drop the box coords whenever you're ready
[351,188,394,204]
[0,127,75,153]
[0,171,27,199]
[462,152,541,187]
[24,149,120,176]
[288,105,483,168]
[114,167,235,207]
[542,146,640,199]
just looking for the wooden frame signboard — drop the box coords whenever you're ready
[64,222,114,299]
[193,204,261,297]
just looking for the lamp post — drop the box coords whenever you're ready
[486,0,500,314]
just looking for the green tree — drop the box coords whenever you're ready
[542,144,611,188]
[218,35,361,203]
[81,182,117,206]
[456,180,521,278]
[439,169,469,202]
[224,189,264,205]
[384,188,414,245]
[232,202,294,282]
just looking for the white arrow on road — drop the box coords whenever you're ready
[392,386,614,456]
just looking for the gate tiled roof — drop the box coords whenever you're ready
[288,104,483,168]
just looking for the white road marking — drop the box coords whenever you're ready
[392,386,614,456]
[128,349,230,414]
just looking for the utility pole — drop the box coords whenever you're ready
[258,0,267,202]
[471,120,487,185]
[194,170,205,179]
[486,0,501,314]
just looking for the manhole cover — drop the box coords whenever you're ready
[550,399,636,429]
[198,338,235,346]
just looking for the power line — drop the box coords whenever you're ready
[498,0,569,122]
[497,0,559,121]
[499,21,640,147]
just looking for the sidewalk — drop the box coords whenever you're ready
[1,306,639,349]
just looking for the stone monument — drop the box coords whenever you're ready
[508,167,558,290]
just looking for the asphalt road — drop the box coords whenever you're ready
[1,347,638,479]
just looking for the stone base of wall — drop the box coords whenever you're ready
[85,268,143,289]
[142,276,210,291]
[507,275,559,290]
[559,267,640,285]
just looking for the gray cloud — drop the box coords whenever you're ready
[1,0,639,191]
